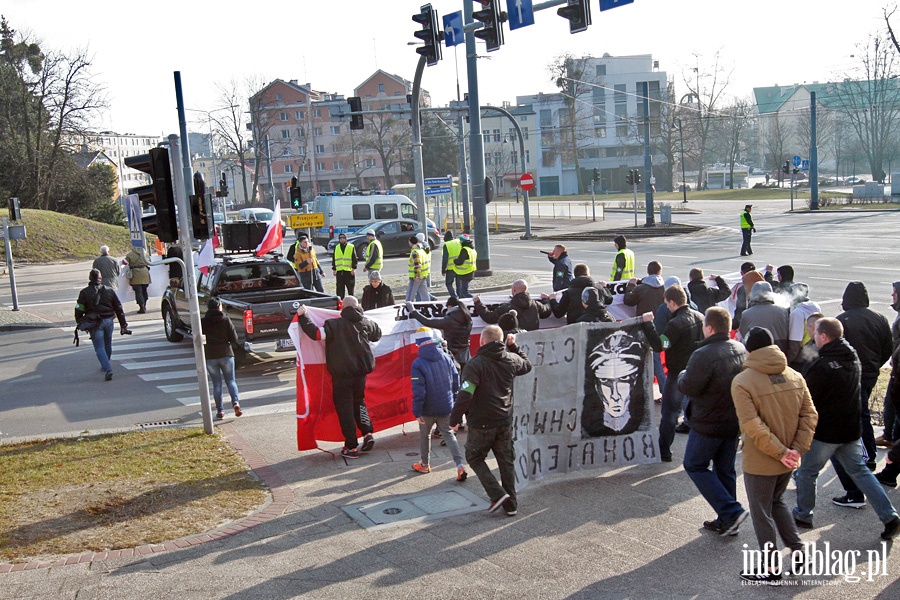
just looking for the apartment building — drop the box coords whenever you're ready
[78,131,164,197]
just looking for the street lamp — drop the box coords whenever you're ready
[672,117,688,203]
[502,134,520,203]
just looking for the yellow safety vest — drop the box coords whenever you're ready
[456,246,476,276]
[444,239,461,274]
[333,243,354,272]
[740,211,752,229]
[610,248,635,280]
[408,246,428,278]
[420,247,431,278]
[366,239,383,271]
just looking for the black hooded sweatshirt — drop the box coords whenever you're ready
[299,305,382,377]
[201,308,239,359]
[836,282,892,378]
[450,340,532,429]
[475,291,551,331]
[410,304,473,366]
[802,337,861,444]
[550,276,608,324]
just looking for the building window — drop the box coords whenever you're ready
[365,158,376,168]
[279,112,288,121]
[378,83,385,93]
[540,109,552,128]
[314,127,322,136]
[511,150,518,165]
[297,126,305,137]
[284,164,293,173]
[525,150,530,165]
[596,126,607,139]
[314,109,322,118]
[614,84,627,104]
[485,153,492,166]
[523,127,529,140]
[596,64,606,76]
[493,129,501,143]
[298,146,306,156]
[519,115,527,122]
[300,161,309,172]
[315,144,325,154]
[330,125,341,135]
[482,129,490,139]
[276,93,282,102]
[284,147,293,156]
[334,161,343,171]
[281,129,290,139]
[295,110,305,120]
[316,161,326,171]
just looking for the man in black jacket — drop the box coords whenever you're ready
[542,263,609,324]
[406,296,473,368]
[642,285,704,462]
[836,281,892,471]
[547,244,574,292]
[677,307,748,536]
[792,317,900,541]
[75,269,129,381]
[297,296,382,459]
[450,325,532,516]
[474,280,551,332]
[687,268,731,314]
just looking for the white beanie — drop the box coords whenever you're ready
[415,232,426,243]
[413,327,435,346]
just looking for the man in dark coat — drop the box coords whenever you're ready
[623,261,665,316]
[297,296,382,459]
[677,307,748,536]
[543,263,609,324]
[360,270,395,311]
[577,287,615,323]
[75,269,129,381]
[687,268,731,314]
[547,244,574,292]
[450,325,532,516]
[407,296,473,368]
[792,317,900,541]
[836,281,893,470]
[474,280,551,332]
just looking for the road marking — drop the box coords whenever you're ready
[114,349,194,360]
[789,262,831,267]
[176,384,295,406]
[116,340,188,350]
[138,370,199,381]
[808,276,855,283]
[856,266,900,272]
[655,254,698,259]
[120,358,196,369]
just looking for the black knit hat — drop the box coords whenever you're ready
[745,327,774,352]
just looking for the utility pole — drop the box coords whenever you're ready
[642,82,655,226]
[464,0,491,275]
[810,91,819,210]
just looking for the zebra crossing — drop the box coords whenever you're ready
[112,320,298,417]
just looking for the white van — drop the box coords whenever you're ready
[309,191,423,246]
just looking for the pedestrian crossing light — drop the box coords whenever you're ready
[557,0,591,34]
[125,147,178,242]
[290,176,302,209]
[592,168,599,182]
[633,169,642,185]
[625,170,634,186]
[412,4,442,66]
[473,0,505,52]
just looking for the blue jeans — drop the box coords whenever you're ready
[793,438,899,525]
[652,352,667,397]
[659,377,685,459]
[206,356,239,413]
[445,271,458,297]
[406,278,428,302]
[683,431,744,522]
[91,317,115,373]
[457,276,472,299]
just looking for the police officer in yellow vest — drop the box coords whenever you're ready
[406,234,431,302]
[331,232,358,299]
[454,233,477,298]
[363,230,383,273]
[740,204,756,256]
[442,230,462,297]
[611,234,635,282]
[288,234,324,292]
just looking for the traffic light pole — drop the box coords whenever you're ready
[642,82,655,226]
[465,0,491,275]
[411,55,429,240]
[173,72,214,436]
[2,217,19,311]
[480,104,533,239]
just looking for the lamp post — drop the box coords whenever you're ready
[672,117,688,203]
[502,134,520,203]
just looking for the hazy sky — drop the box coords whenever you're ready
[3,0,888,136]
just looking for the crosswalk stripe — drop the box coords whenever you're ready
[176,384,295,406]
[120,358,196,370]
[114,349,194,360]
[116,340,188,350]
[138,370,199,381]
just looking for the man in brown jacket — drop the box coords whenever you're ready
[731,327,818,585]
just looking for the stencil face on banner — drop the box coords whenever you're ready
[583,328,649,437]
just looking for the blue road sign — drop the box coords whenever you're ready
[792,155,802,168]
[424,177,451,186]
[507,0,534,30]
[125,194,145,249]
[801,159,810,171]
[425,186,452,195]
[443,11,463,47]
[600,0,634,11]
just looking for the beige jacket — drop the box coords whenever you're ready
[730,345,818,476]
[124,250,151,286]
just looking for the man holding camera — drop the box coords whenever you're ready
[75,268,131,381]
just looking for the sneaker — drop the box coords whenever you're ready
[832,494,866,509]
[881,517,900,540]
[504,509,518,517]
[104,371,113,381]
[456,466,468,482]
[875,471,898,488]
[794,516,813,529]
[412,461,431,474]
[660,455,673,463]
[703,519,727,534]
[488,493,511,513]
[875,435,894,448]
[675,422,691,434]
[215,411,224,420]
[341,447,360,459]
[740,571,782,586]
[721,510,749,537]
[233,404,242,417]
[361,434,375,452]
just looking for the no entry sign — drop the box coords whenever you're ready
[520,173,535,191]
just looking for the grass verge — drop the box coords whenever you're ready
[0,429,266,563]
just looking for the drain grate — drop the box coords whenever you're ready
[135,418,183,429]
[343,488,489,530]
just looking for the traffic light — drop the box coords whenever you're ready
[290,176,302,209]
[473,1,505,52]
[190,171,211,240]
[412,4,442,66]
[592,168,599,182]
[217,172,228,198]
[634,169,642,185]
[125,147,177,242]
[484,176,494,204]
[348,96,364,131]
[792,167,799,175]
[8,197,21,221]
[625,170,634,186]
[557,0,591,34]
[783,160,790,174]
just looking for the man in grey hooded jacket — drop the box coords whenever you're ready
[739,281,789,355]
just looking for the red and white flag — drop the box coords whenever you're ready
[254,203,283,256]
[197,238,216,275]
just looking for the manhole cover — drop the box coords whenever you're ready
[343,488,489,530]
[405,452,419,457]
[383,508,402,515]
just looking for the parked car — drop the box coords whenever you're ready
[236,207,285,236]
[676,182,692,192]
[327,218,442,259]
[845,176,866,184]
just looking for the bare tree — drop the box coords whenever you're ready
[247,75,291,205]
[763,113,790,186]
[681,50,733,188]
[210,79,253,206]
[549,53,595,193]
[357,109,409,189]
[712,97,754,188]
[831,32,900,181]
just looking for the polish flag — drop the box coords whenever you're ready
[197,238,216,275]
[254,203,284,256]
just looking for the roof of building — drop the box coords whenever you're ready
[72,150,113,169]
